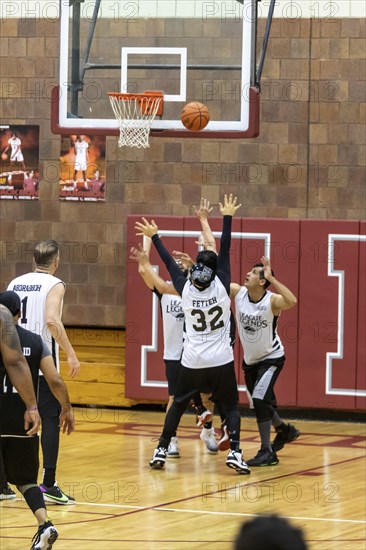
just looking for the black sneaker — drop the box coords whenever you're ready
[30,519,58,549]
[40,482,75,505]
[272,423,300,452]
[0,484,16,500]
[246,448,279,467]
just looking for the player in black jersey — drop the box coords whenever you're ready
[0,303,39,431]
[0,296,41,501]
[0,291,74,550]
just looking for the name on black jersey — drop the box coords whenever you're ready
[12,284,42,292]
[192,297,217,308]
[239,313,268,328]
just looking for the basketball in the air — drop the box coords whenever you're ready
[1,153,7,161]
[181,102,210,131]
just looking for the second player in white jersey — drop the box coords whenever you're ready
[235,286,284,366]
[159,290,184,361]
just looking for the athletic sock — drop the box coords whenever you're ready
[272,410,284,429]
[42,468,56,488]
[258,420,272,450]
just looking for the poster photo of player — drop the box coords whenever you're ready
[59,134,106,202]
[0,125,40,200]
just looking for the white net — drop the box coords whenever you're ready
[108,93,163,148]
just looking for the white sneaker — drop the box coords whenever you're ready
[196,409,213,427]
[149,447,167,469]
[226,449,251,474]
[200,427,218,453]
[167,436,180,458]
[30,520,58,549]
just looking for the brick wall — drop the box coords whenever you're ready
[0,17,365,326]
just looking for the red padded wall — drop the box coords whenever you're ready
[297,220,361,410]
[356,221,366,411]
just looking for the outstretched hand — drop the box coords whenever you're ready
[135,218,158,238]
[219,194,241,216]
[172,250,194,268]
[130,244,149,265]
[193,197,213,220]
[261,256,274,281]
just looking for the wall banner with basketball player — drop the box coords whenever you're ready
[0,124,40,200]
[59,134,106,202]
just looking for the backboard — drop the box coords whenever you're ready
[52,0,260,139]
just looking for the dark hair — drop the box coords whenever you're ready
[196,250,217,272]
[234,515,307,550]
[34,240,60,269]
[253,262,273,290]
[0,291,21,317]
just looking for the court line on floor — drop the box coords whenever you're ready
[2,454,364,531]
[68,500,366,525]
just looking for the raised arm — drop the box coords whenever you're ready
[0,306,40,435]
[130,244,179,296]
[135,218,186,296]
[261,256,297,315]
[216,194,241,291]
[193,198,217,252]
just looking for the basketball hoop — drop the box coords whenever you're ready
[108,91,164,148]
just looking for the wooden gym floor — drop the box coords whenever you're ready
[0,410,365,550]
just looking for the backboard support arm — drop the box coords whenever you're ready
[256,0,277,87]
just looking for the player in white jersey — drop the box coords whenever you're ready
[7,240,80,504]
[136,194,251,475]
[232,257,300,466]
[130,237,218,455]
[73,135,89,188]
[171,198,237,452]
[2,132,26,170]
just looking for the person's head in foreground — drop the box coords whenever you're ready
[234,514,307,550]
